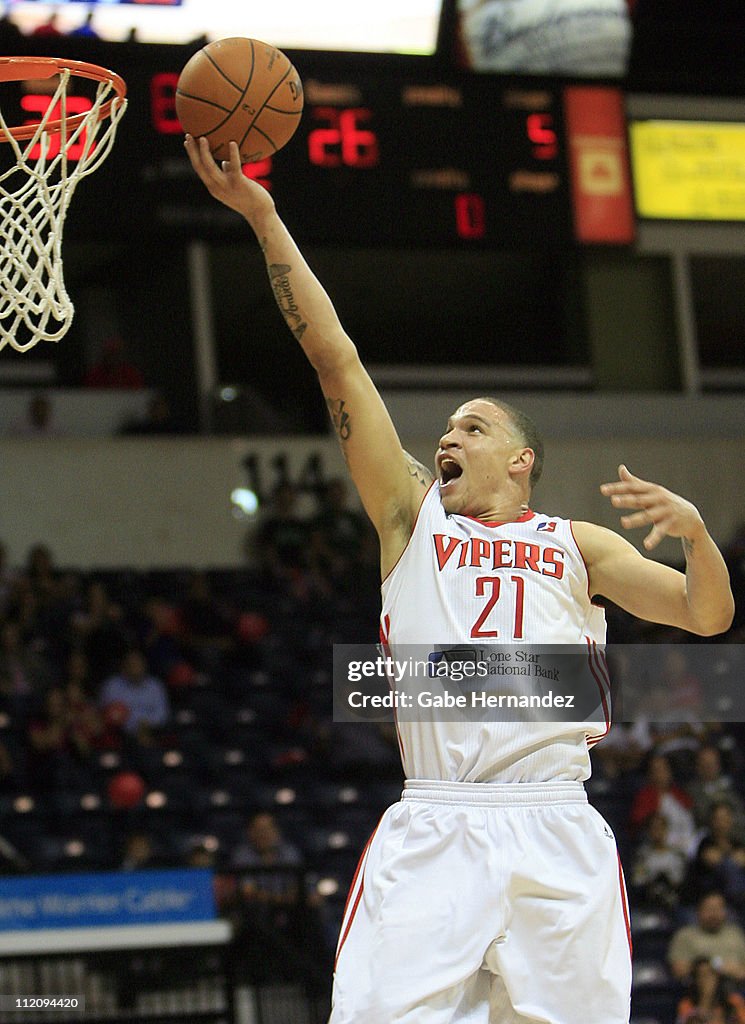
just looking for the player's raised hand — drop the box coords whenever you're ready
[600,464,705,551]
[184,136,275,222]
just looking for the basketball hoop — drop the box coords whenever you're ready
[0,56,127,352]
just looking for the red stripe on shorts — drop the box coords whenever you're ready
[616,851,633,958]
[334,823,379,970]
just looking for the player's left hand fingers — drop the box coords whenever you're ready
[605,476,669,509]
[619,506,667,530]
[608,489,661,510]
[643,521,669,551]
[600,480,652,497]
[600,464,653,496]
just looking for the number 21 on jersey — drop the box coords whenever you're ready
[471,575,525,639]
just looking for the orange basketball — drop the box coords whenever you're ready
[176,37,303,164]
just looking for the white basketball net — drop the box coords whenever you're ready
[0,68,127,352]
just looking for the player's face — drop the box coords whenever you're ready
[435,400,526,516]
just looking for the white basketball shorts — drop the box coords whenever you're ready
[329,779,632,1024]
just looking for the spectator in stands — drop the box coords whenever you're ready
[186,839,215,869]
[178,571,237,674]
[99,648,170,746]
[676,957,745,1024]
[668,891,745,984]
[83,336,145,389]
[59,648,92,694]
[7,394,60,438]
[687,802,745,909]
[4,578,35,639]
[69,10,98,38]
[0,618,53,721]
[27,685,101,790]
[59,650,120,749]
[689,745,745,837]
[52,572,85,637]
[0,11,23,45]
[186,840,244,936]
[631,811,687,910]
[231,811,328,989]
[138,595,194,685]
[119,831,169,871]
[231,812,301,975]
[30,12,63,37]
[63,664,108,744]
[69,580,129,687]
[591,719,652,782]
[630,751,697,856]
[251,482,314,596]
[309,477,371,583]
[231,810,302,881]
[19,545,76,661]
[25,543,57,605]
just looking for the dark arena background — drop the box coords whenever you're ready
[0,1,744,1021]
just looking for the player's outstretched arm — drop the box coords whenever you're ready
[573,465,734,636]
[185,136,426,570]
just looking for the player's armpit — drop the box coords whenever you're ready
[572,521,730,636]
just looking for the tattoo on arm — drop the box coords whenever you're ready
[682,537,695,558]
[267,263,308,341]
[326,398,351,442]
[404,451,434,488]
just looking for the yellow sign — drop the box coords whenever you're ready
[629,119,745,221]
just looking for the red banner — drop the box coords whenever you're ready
[564,86,635,244]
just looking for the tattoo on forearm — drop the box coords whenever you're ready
[682,537,695,557]
[404,451,434,488]
[267,263,308,341]
[326,398,351,441]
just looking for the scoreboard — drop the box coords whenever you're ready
[0,42,637,247]
[151,67,572,247]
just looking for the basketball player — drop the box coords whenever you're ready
[185,136,734,1024]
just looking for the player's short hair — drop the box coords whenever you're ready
[476,397,544,489]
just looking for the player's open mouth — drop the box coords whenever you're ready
[440,458,463,488]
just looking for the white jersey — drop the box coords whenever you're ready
[380,483,610,784]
